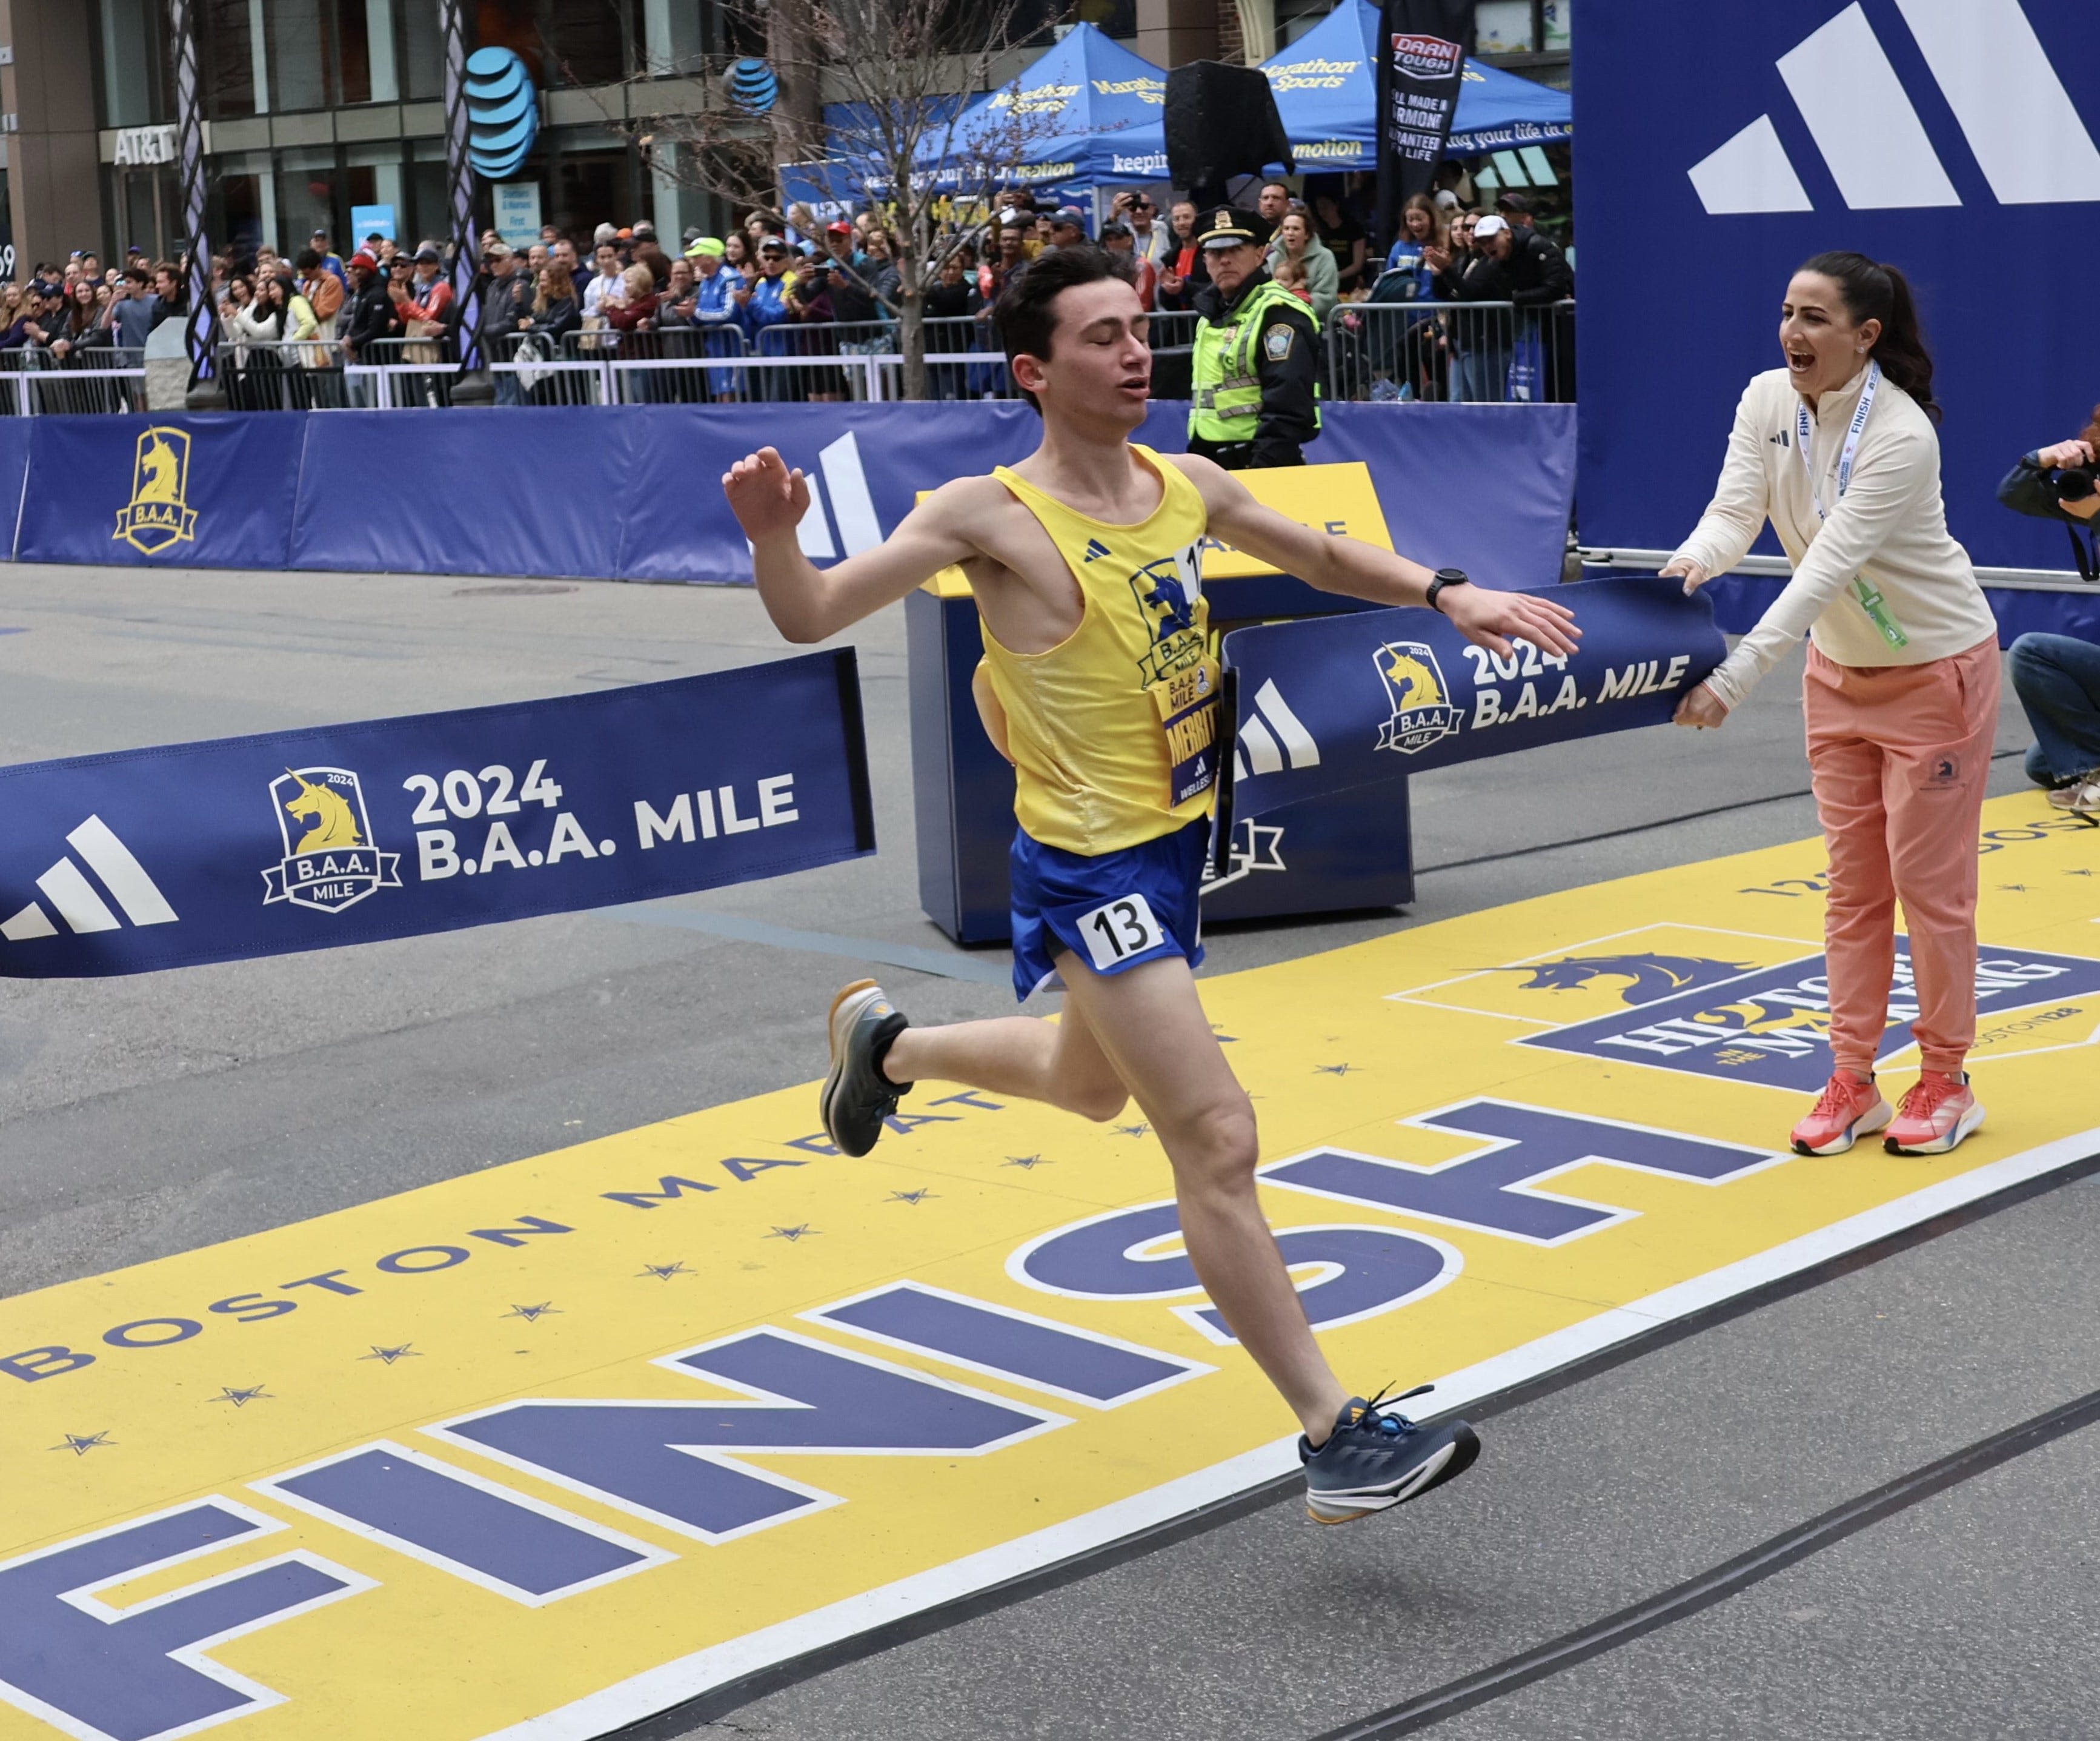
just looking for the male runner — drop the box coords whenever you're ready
[722,245,1579,1523]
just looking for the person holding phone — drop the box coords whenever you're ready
[1664,252,2001,1159]
[1996,420,2100,817]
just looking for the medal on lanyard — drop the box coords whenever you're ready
[1796,361,1907,650]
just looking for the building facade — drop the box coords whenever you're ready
[0,0,1569,275]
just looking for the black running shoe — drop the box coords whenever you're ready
[1300,1385,1480,1525]
[820,980,909,1158]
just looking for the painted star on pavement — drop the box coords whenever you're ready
[638,1262,692,1281]
[50,1431,113,1455]
[502,1302,560,1321]
[886,1189,937,1205]
[1314,1063,1358,1076]
[766,1224,818,1241]
[213,1385,273,1407]
[1114,1123,1151,1138]
[361,1344,421,1365]
[1002,1153,1051,1169]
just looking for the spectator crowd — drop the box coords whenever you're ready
[4,167,1571,408]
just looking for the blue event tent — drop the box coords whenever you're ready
[913,22,1169,197]
[1260,0,1570,170]
[781,25,1166,211]
[782,7,1567,213]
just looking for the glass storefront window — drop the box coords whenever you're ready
[211,148,277,255]
[276,146,341,257]
[345,139,408,247]
[98,0,168,127]
[1475,0,1535,55]
[403,0,443,100]
[202,0,262,117]
[267,0,331,111]
[341,0,402,104]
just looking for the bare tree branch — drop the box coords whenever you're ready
[593,0,1075,399]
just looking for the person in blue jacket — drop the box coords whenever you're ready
[1997,425,2100,818]
[739,236,800,400]
[682,237,744,401]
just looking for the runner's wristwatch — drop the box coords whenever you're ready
[1426,568,1470,614]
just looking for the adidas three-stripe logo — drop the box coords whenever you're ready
[1083,539,1111,563]
[1690,0,2100,214]
[1,816,179,943]
[1232,680,1321,783]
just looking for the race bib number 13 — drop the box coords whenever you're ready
[1078,892,1164,970]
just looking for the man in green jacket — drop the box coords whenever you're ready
[1186,207,1321,470]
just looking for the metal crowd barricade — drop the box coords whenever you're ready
[489,330,604,406]
[359,334,457,410]
[217,337,347,411]
[610,323,750,405]
[753,319,894,403]
[1325,299,1576,404]
[0,345,147,415]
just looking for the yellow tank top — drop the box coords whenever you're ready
[980,445,1218,855]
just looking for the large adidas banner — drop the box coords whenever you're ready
[1218,577,1724,837]
[1578,0,2100,574]
[0,654,873,978]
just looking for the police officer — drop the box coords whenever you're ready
[1187,207,1320,469]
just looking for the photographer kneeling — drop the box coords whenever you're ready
[1997,425,2100,818]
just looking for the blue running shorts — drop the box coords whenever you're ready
[1008,816,1209,1002]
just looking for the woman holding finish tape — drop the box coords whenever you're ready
[1663,251,2001,1161]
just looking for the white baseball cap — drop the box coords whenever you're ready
[1473,214,1509,237]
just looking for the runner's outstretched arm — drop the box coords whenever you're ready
[1169,451,1581,660]
[723,445,977,643]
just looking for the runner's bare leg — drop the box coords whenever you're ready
[884,1007,1130,1123]
[885,957,1352,1441]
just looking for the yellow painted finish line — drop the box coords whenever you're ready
[3,795,2096,1741]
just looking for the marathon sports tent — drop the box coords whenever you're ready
[780,26,1167,210]
[1258,0,1571,171]
[909,22,1169,199]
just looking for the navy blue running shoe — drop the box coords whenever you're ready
[820,980,909,1158]
[1300,1384,1479,1525]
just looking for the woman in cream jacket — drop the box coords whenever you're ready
[1666,251,2000,1160]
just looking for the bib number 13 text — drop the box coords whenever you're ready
[1079,893,1164,971]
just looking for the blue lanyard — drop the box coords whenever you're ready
[1796,360,1879,520]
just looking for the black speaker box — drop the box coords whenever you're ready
[1163,61,1294,201]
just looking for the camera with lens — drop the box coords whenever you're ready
[2054,465,2098,503]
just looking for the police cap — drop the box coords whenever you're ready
[1196,207,1271,251]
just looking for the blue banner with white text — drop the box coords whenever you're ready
[1221,576,1726,831]
[0,652,872,977]
[0,404,1577,599]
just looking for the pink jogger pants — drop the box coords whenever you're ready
[1803,635,2001,1078]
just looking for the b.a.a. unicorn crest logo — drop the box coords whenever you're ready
[1373,640,1463,755]
[262,767,403,914]
[113,427,200,555]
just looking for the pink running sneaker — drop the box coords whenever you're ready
[1884,1071,1986,1156]
[1790,1072,1892,1156]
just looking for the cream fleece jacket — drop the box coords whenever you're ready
[1670,363,1998,712]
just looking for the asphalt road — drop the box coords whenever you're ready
[1,563,2089,1741]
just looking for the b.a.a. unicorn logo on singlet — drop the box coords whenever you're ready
[113,426,199,555]
[1373,640,1463,755]
[262,766,403,914]
[1129,541,1207,686]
